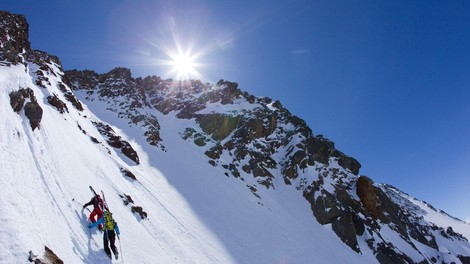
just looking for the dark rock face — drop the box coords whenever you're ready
[93,121,140,164]
[331,213,360,252]
[0,11,30,52]
[67,68,164,149]
[131,206,148,220]
[195,114,240,140]
[10,88,43,130]
[28,246,63,264]
[26,50,61,68]
[47,94,68,114]
[120,167,137,180]
[0,11,30,64]
[63,92,83,111]
[356,176,381,218]
[43,246,64,264]
[24,101,43,130]
[119,193,148,220]
[9,90,26,112]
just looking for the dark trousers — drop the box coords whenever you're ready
[103,230,118,257]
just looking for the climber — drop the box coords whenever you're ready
[83,194,106,229]
[88,210,120,260]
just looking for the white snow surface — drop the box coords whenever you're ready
[0,63,378,263]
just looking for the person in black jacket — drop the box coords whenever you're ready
[83,194,106,229]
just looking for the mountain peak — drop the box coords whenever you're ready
[2,10,470,264]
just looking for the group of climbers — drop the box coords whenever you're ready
[83,188,120,260]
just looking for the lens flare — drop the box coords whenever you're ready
[168,51,199,80]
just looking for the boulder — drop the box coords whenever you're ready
[356,176,381,218]
[24,101,43,130]
[9,90,25,112]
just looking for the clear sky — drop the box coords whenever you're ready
[3,0,470,220]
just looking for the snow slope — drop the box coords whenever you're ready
[0,59,377,263]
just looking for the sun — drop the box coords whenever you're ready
[168,51,199,80]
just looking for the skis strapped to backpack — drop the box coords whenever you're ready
[101,190,110,211]
[89,186,108,212]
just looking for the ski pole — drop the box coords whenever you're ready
[72,199,91,212]
[118,235,123,262]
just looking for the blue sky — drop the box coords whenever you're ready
[3,0,470,220]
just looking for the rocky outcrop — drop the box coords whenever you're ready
[356,176,381,218]
[119,193,148,220]
[0,11,30,64]
[10,88,43,130]
[196,114,240,140]
[120,167,137,180]
[0,11,30,52]
[47,94,68,114]
[93,121,140,164]
[28,246,63,264]
[67,68,164,149]
[9,89,27,112]
[24,101,43,131]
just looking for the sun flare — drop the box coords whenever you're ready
[168,52,199,80]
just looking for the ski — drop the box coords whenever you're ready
[101,190,109,211]
[89,185,97,196]
[89,186,107,212]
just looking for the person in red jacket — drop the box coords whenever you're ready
[83,194,106,229]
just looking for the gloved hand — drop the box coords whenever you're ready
[82,204,86,208]
[88,223,92,228]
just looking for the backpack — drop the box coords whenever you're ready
[93,195,105,210]
[103,211,115,231]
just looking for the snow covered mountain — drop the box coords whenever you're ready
[1,10,470,264]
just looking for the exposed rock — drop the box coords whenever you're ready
[375,242,413,264]
[305,137,334,165]
[118,193,147,219]
[205,144,223,160]
[26,50,61,69]
[331,213,360,252]
[459,255,470,264]
[9,90,25,112]
[28,246,63,264]
[120,167,137,180]
[196,114,240,141]
[0,11,30,64]
[64,92,83,111]
[65,69,99,90]
[308,191,342,225]
[131,206,148,220]
[44,246,64,264]
[10,88,43,130]
[356,176,381,218]
[47,94,68,114]
[119,193,134,205]
[24,101,43,131]
[93,121,140,164]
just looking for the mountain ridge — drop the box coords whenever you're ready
[2,10,470,264]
